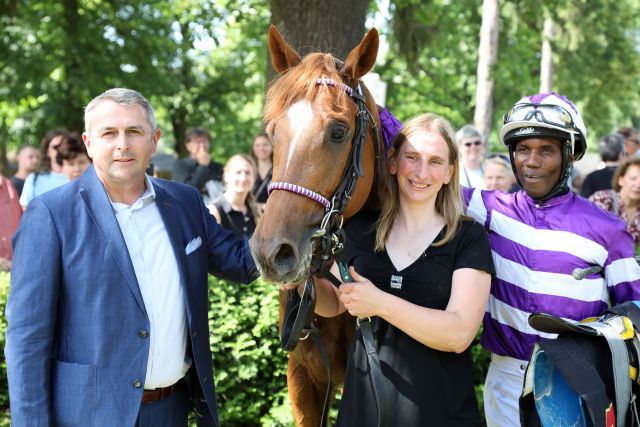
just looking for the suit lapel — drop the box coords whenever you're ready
[77,166,146,313]
[153,182,191,301]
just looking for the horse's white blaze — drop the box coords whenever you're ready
[285,101,314,173]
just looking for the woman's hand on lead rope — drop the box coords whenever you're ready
[339,266,386,319]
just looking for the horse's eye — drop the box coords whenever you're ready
[330,125,348,144]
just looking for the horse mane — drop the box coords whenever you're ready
[264,53,351,125]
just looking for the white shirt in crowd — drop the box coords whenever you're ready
[459,166,486,189]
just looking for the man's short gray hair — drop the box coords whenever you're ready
[598,133,624,162]
[455,124,483,145]
[84,88,157,133]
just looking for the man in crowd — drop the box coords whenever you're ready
[463,92,640,426]
[172,126,224,202]
[5,88,258,426]
[580,132,624,198]
[10,143,41,196]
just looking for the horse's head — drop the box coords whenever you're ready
[249,25,381,285]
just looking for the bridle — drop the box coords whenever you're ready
[267,77,381,262]
[270,77,387,427]
[268,77,377,213]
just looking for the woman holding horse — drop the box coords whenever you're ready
[208,154,260,238]
[312,113,494,426]
[249,132,273,210]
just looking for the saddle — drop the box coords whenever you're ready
[521,301,640,427]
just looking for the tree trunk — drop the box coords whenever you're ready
[61,0,84,132]
[171,104,188,159]
[268,0,369,81]
[539,16,555,93]
[170,19,194,159]
[473,0,499,142]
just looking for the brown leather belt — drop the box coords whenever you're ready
[141,378,183,404]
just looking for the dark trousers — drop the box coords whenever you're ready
[136,380,191,427]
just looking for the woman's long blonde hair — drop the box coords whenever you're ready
[374,113,463,252]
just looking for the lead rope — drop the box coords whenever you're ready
[335,262,389,427]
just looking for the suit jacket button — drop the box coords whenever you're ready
[138,329,148,338]
[133,380,142,388]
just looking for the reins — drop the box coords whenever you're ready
[271,78,388,427]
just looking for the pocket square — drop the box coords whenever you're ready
[185,236,202,255]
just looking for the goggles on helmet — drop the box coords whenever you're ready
[503,103,576,133]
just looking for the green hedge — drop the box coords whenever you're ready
[0,272,491,425]
[207,277,292,426]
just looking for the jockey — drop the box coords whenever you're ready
[462,92,640,426]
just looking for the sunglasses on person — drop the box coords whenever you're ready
[504,103,575,130]
[463,140,483,147]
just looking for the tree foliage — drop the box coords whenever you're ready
[1,0,269,167]
[382,0,640,150]
[3,0,638,165]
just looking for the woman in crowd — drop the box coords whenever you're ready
[483,153,515,192]
[56,132,91,181]
[20,129,69,207]
[250,133,273,210]
[208,154,260,238]
[590,157,640,252]
[455,124,486,189]
[311,113,494,426]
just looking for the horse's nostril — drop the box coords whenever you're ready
[273,243,297,272]
[275,244,295,264]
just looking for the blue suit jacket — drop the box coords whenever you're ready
[5,166,257,426]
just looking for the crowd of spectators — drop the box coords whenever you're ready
[3,121,639,254]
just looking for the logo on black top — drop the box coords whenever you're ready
[390,275,403,289]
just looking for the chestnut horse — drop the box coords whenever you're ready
[249,26,382,426]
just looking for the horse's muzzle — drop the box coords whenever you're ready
[249,234,312,284]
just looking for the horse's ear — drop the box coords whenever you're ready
[341,28,379,81]
[268,25,302,73]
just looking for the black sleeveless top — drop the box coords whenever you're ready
[211,194,256,239]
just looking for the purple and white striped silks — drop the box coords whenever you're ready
[463,187,640,361]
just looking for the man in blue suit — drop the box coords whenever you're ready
[5,88,258,426]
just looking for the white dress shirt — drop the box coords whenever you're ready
[111,175,189,389]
